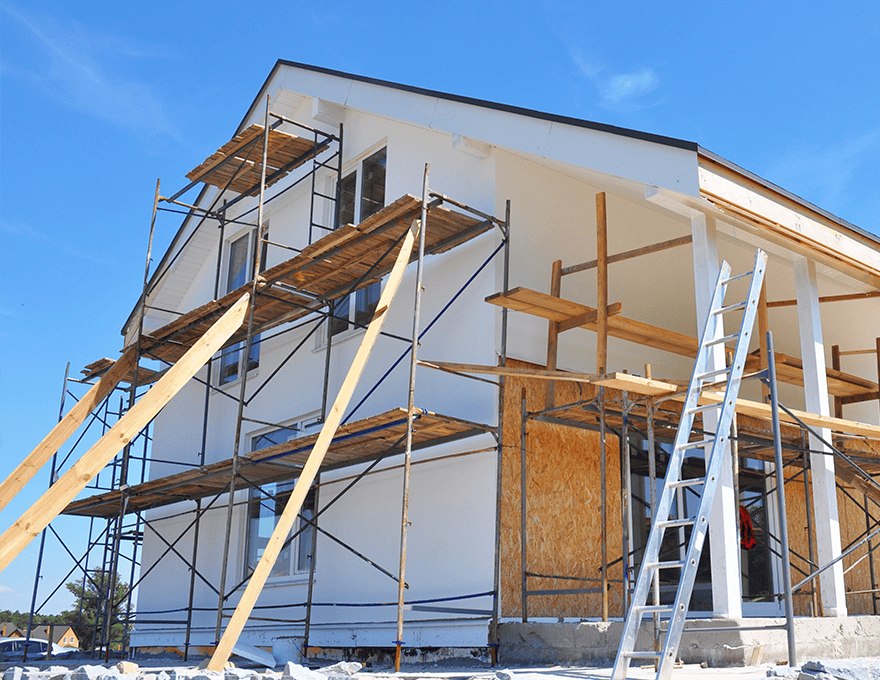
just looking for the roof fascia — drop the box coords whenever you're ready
[698,146,880,248]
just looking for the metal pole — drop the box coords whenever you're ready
[216,95,272,644]
[303,477,321,662]
[802,434,820,616]
[646,391,661,664]
[489,199,510,665]
[620,395,631,613]
[767,333,796,667]
[24,363,70,662]
[520,389,528,622]
[600,385,608,621]
[394,163,429,672]
[866,494,879,614]
[185,205,228,659]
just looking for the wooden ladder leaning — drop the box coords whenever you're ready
[611,248,768,680]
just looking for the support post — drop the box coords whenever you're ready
[394,164,429,672]
[596,192,608,375]
[544,259,563,410]
[520,388,528,622]
[691,213,742,618]
[794,257,847,616]
[766,333,797,666]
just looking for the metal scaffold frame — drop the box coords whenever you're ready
[15,95,512,667]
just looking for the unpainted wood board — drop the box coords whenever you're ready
[500,359,624,619]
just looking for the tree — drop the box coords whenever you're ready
[61,570,130,651]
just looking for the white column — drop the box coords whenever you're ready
[692,214,742,619]
[794,257,847,617]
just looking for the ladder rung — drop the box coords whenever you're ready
[721,270,753,284]
[705,333,738,347]
[696,366,731,381]
[645,560,685,571]
[687,402,722,415]
[676,438,714,451]
[713,301,747,315]
[658,517,695,529]
[669,477,705,489]
[622,651,662,659]
[635,605,674,614]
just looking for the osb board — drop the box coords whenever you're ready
[500,358,624,619]
[836,475,880,615]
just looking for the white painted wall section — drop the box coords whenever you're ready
[794,257,847,617]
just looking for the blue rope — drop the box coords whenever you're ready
[342,239,506,425]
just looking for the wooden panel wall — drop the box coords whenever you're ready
[500,359,623,618]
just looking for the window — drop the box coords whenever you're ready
[245,418,320,580]
[219,228,267,385]
[329,147,386,338]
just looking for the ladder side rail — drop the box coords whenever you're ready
[612,260,732,678]
[657,250,767,677]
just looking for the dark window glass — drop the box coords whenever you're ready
[329,295,350,337]
[360,148,386,220]
[354,282,381,327]
[338,171,356,227]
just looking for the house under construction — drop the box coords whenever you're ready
[2,61,880,673]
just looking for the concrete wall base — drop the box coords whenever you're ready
[497,616,880,667]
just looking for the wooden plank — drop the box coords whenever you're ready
[557,302,622,333]
[0,294,251,573]
[561,235,693,276]
[545,260,563,409]
[596,192,608,374]
[208,220,421,671]
[0,346,138,514]
[691,391,880,440]
[766,290,880,308]
[419,361,679,396]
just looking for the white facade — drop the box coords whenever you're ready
[129,62,880,655]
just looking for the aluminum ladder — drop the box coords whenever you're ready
[611,249,768,680]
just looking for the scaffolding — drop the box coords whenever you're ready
[7,96,880,670]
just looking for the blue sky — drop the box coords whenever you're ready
[1,0,879,615]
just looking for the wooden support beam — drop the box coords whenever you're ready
[832,345,843,419]
[207,220,421,671]
[557,303,622,333]
[758,282,770,402]
[765,290,880,308]
[561,235,692,276]
[0,346,138,514]
[545,260,563,409]
[0,294,251,574]
[418,360,679,396]
[596,192,608,374]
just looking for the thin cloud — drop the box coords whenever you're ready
[1,3,180,141]
[567,47,660,113]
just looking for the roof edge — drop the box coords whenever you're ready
[238,59,699,153]
[697,146,880,248]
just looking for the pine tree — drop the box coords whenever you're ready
[61,570,130,651]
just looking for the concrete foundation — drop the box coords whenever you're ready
[497,616,880,666]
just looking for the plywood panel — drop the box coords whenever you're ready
[500,358,624,619]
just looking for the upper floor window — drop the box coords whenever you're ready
[330,147,386,338]
[245,417,321,580]
[219,227,267,385]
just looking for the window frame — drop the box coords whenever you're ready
[323,145,387,343]
[217,225,267,386]
[244,416,321,583]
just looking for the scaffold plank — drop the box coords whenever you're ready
[134,195,490,364]
[61,408,490,519]
[186,125,318,195]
